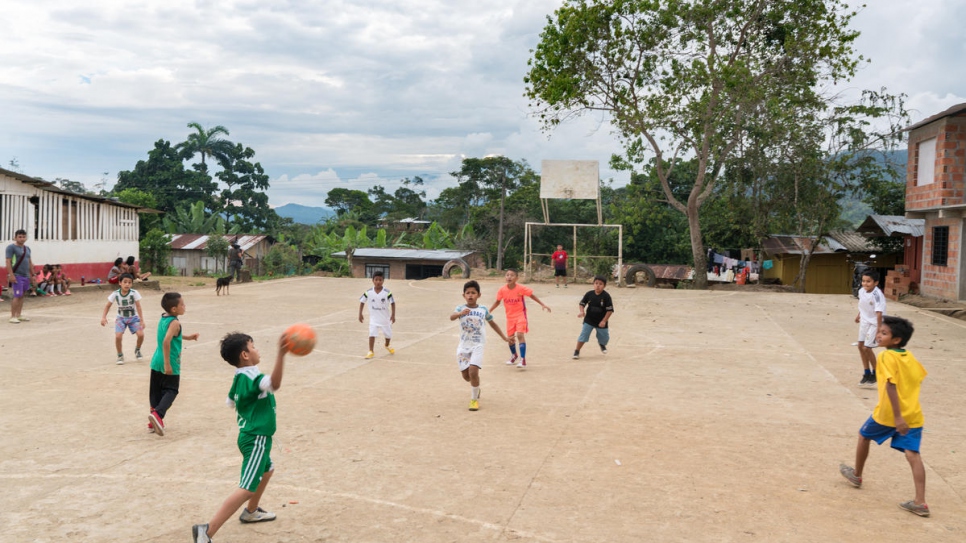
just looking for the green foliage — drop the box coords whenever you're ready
[325,188,375,219]
[205,236,230,273]
[115,139,218,214]
[115,187,161,237]
[139,228,172,275]
[262,243,301,276]
[216,143,277,231]
[178,123,233,172]
[163,201,231,234]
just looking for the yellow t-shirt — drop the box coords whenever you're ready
[872,349,927,428]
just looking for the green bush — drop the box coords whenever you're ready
[263,243,301,276]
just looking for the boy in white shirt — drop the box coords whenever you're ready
[855,270,886,388]
[359,271,395,359]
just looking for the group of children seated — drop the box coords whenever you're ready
[108,256,152,284]
[33,264,72,296]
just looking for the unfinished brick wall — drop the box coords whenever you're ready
[906,114,966,209]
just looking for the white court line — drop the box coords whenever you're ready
[0,472,562,542]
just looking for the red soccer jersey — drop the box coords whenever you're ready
[552,250,568,269]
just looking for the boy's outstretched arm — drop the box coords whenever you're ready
[529,293,551,313]
[489,299,502,313]
[135,300,146,330]
[488,320,511,343]
[271,335,289,391]
[100,301,113,326]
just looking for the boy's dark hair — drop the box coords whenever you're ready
[161,292,182,313]
[593,275,607,285]
[463,280,481,293]
[861,269,879,282]
[15,229,26,236]
[125,256,136,266]
[372,270,384,278]
[119,273,135,282]
[882,316,914,348]
[220,332,254,367]
[505,268,518,275]
[114,257,124,266]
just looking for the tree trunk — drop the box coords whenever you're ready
[496,174,506,271]
[687,202,709,289]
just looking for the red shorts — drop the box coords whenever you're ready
[505,315,529,336]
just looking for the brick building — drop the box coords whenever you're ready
[904,104,966,300]
[333,248,482,280]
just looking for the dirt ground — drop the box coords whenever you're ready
[2,277,965,542]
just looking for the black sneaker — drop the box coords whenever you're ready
[599,344,608,355]
[858,374,874,388]
[572,350,580,360]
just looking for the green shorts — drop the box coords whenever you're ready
[237,433,274,492]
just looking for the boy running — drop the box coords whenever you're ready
[100,273,146,364]
[572,275,614,359]
[840,316,929,517]
[489,269,550,369]
[450,280,510,411]
[359,270,395,359]
[148,292,199,436]
[192,332,291,542]
[855,270,886,388]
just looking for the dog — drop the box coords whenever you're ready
[216,275,233,296]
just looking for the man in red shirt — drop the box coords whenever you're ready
[552,244,568,288]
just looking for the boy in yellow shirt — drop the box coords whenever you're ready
[839,316,929,517]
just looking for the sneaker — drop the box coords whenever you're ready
[385,345,395,355]
[573,350,580,359]
[149,410,165,436]
[239,506,276,523]
[365,351,374,359]
[147,422,155,434]
[116,354,124,365]
[65,290,72,296]
[469,399,479,411]
[839,464,862,488]
[517,358,527,369]
[135,349,143,360]
[858,374,875,388]
[506,355,518,365]
[898,500,930,517]
[600,344,608,355]
[18,315,29,321]
[8,317,19,324]
[192,523,212,543]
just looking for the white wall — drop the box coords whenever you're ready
[25,240,140,265]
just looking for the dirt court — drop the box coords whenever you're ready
[2,276,965,542]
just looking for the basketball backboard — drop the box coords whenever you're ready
[540,160,599,200]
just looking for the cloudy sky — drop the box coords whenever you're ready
[2,1,965,208]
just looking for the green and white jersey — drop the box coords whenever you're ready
[228,366,277,437]
[108,288,141,317]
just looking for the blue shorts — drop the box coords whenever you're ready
[859,416,923,453]
[115,315,142,334]
[577,322,609,345]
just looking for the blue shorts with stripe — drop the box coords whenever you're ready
[859,416,923,453]
[237,433,274,492]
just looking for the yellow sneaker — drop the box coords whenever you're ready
[365,351,375,359]
[469,399,479,411]
[385,345,395,355]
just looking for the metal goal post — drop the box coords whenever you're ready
[524,222,624,285]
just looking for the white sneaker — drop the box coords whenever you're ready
[239,506,277,523]
[506,355,517,365]
[516,358,527,369]
[192,523,212,543]
[116,354,124,365]
[8,317,20,324]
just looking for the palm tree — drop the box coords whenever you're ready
[179,122,233,172]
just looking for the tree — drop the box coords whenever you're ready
[216,143,277,231]
[205,236,230,274]
[115,139,217,214]
[115,187,161,237]
[526,0,867,288]
[163,201,230,234]
[325,188,374,218]
[179,122,233,172]
[139,228,172,275]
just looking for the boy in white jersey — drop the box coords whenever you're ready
[359,270,395,359]
[450,280,510,411]
[99,274,145,364]
[855,270,886,388]
[192,332,291,543]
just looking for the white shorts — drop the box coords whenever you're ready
[369,323,392,339]
[457,346,484,371]
[858,321,878,347]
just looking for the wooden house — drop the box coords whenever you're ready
[168,234,273,276]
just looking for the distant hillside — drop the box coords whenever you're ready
[274,203,335,225]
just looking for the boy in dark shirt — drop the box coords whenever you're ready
[572,275,614,359]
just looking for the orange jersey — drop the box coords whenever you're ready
[496,284,533,321]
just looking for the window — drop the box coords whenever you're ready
[365,264,390,278]
[917,137,937,186]
[932,226,949,266]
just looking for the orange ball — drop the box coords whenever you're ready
[283,323,316,356]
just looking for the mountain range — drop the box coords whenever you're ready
[274,203,335,225]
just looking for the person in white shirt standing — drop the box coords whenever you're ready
[855,270,886,388]
[359,271,396,359]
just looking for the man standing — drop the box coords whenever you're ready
[552,244,569,288]
[5,229,35,324]
[228,243,244,282]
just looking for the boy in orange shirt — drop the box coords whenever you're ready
[489,269,550,369]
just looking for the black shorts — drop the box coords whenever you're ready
[554,268,567,277]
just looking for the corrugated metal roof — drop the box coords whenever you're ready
[332,248,475,261]
[856,215,925,238]
[905,102,966,132]
[169,234,270,251]
[0,166,159,212]
[762,231,878,256]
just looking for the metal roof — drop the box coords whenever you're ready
[332,248,475,261]
[169,234,270,251]
[856,215,925,238]
[762,231,878,256]
[905,102,966,132]
[0,166,160,213]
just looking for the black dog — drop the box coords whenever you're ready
[216,275,232,296]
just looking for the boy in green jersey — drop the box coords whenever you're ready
[192,332,291,543]
[148,292,199,436]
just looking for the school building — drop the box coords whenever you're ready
[333,248,482,280]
